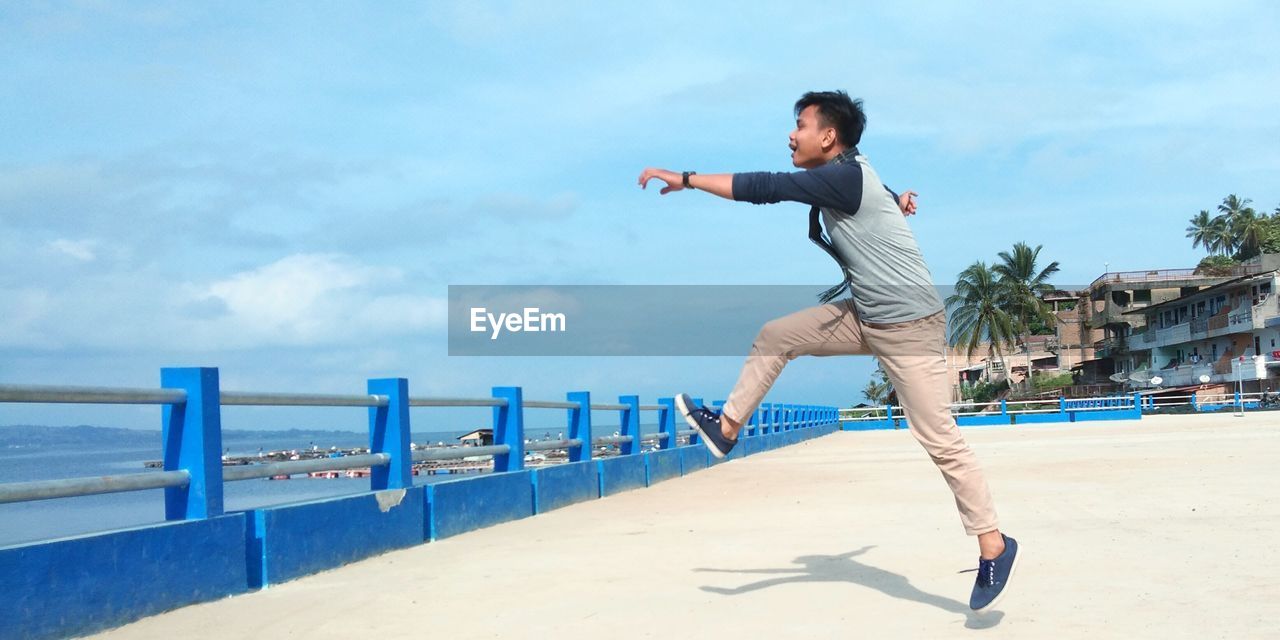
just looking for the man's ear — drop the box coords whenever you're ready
[821,127,838,151]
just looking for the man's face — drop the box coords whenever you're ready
[789,105,838,169]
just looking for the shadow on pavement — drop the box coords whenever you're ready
[695,545,1003,630]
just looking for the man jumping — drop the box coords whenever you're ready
[638,90,1019,612]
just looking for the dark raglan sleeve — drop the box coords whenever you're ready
[731,162,863,213]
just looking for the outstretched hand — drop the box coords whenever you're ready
[638,168,685,195]
[898,190,919,216]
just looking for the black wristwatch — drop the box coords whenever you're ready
[682,171,696,188]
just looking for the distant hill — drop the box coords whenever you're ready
[0,425,159,448]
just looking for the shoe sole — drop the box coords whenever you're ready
[974,542,1022,614]
[675,394,728,459]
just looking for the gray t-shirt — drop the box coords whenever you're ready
[731,152,944,324]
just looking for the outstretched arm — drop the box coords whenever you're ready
[637,168,734,199]
[639,166,920,216]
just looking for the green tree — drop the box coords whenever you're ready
[1208,214,1235,256]
[861,364,893,405]
[1262,211,1280,255]
[994,242,1060,391]
[1185,209,1216,254]
[1196,254,1239,276]
[946,261,1018,380]
[1216,194,1257,258]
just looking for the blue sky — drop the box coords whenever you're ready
[3,2,1279,430]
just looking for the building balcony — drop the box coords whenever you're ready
[1148,322,1192,349]
[1206,307,1254,338]
[1092,337,1130,358]
[1088,306,1129,330]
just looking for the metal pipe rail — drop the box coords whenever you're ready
[409,397,507,407]
[0,470,190,504]
[525,438,582,452]
[222,454,391,482]
[0,384,187,405]
[0,371,839,514]
[590,403,628,411]
[593,435,633,445]
[220,391,388,408]
[522,432,675,453]
[412,445,510,462]
[522,400,579,410]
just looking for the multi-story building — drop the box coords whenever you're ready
[1075,268,1245,384]
[1127,270,1280,391]
[944,256,1280,399]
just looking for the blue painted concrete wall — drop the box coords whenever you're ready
[245,487,425,588]
[644,449,682,485]
[680,446,709,474]
[597,455,647,495]
[531,461,598,514]
[426,471,533,540]
[0,514,248,640]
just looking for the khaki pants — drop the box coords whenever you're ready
[722,299,999,535]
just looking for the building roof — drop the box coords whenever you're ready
[457,429,493,440]
[1122,271,1276,316]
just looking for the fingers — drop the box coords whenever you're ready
[638,167,679,194]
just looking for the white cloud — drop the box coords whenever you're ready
[191,253,447,348]
[46,238,97,262]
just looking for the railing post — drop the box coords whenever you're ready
[1059,396,1067,417]
[368,378,412,490]
[747,406,758,437]
[1133,391,1144,418]
[619,395,640,456]
[657,396,677,450]
[568,391,592,461]
[492,387,524,472]
[883,404,894,429]
[1191,393,1199,411]
[1000,399,1008,416]
[160,367,224,521]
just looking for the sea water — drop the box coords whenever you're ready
[0,430,464,547]
[0,423,662,547]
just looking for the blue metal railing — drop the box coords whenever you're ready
[0,368,840,514]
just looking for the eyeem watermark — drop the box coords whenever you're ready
[470,307,567,340]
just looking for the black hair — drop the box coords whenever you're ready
[794,90,866,147]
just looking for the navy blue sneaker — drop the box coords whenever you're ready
[970,534,1020,612]
[676,393,737,458]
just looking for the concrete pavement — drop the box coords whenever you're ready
[94,413,1280,639]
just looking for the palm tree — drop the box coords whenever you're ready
[861,365,893,405]
[1186,209,1215,254]
[993,242,1060,392]
[1231,208,1266,260]
[1207,214,1234,256]
[946,261,1018,382]
[1217,194,1256,257]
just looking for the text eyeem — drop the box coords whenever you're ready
[469,307,567,340]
